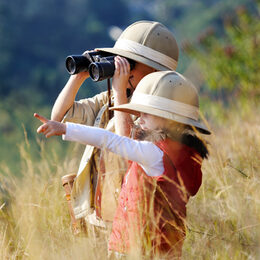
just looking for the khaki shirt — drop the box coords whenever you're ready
[63,91,127,225]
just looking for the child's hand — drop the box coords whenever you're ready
[34,113,66,138]
[112,56,131,95]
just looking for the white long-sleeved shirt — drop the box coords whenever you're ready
[63,122,164,177]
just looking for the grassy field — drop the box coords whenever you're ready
[0,102,259,259]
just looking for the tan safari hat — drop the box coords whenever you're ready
[111,71,211,135]
[97,20,179,71]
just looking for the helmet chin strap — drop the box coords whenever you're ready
[107,78,113,120]
[127,78,135,97]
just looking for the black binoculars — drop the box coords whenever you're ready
[65,51,135,82]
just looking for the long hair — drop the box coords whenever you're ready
[131,121,209,159]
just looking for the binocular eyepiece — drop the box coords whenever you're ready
[65,51,135,82]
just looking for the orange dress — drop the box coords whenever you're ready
[108,138,203,257]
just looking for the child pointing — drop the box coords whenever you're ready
[35,71,210,258]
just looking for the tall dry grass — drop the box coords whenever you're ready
[183,103,260,259]
[0,103,259,259]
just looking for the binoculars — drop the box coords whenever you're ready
[65,51,135,82]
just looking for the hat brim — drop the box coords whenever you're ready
[111,103,211,135]
[97,47,171,71]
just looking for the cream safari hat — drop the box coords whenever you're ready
[111,71,211,135]
[97,20,179,71]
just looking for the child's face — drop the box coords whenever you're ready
[128,62,155,89]
[139,113,167,131]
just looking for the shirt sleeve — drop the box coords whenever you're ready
[63,122,164,176]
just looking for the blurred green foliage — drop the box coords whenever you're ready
[182,2,260,102]
[0,0,130,100]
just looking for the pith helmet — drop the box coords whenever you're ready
[98,20,179,71]
[111,71,211,135]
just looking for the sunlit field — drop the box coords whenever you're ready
[0,102,259,259]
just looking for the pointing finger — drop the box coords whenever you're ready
[34,113,49,124]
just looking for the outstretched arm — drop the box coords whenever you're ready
[63,122,164,177]
[34,114,164,176]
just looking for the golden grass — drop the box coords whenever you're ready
[0,103,259,259]
[183,103,260,259]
